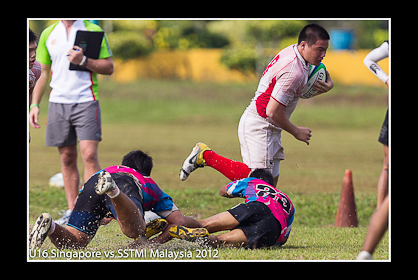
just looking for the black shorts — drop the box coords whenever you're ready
[67,172,144,237]
[378,109,388,146]
[227,201,282,249]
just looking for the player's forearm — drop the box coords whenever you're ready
[268,108,312,145]
[275,116,299,136]
[85,57,114,75]
[363,42,389,84]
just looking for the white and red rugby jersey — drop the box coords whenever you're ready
[246,44,310,122]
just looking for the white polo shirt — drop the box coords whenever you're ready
[36,20,112,104]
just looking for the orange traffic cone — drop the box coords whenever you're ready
[335,169,358,227]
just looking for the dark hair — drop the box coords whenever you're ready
[249,169,274,186]
[29,29,37,43]
[121,150,153,176]
[298,23,330,46]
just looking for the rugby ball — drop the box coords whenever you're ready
[300,63,327,99]
[49,172,64,188]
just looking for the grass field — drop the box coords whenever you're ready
[28,79,389,260]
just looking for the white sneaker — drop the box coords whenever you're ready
[95,170,120,198]
[357,251,373,260]
[54,209,72,226]
[29,213,52,250]
[179,142,211,181]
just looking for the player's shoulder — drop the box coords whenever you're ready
[272,45,301,74]
[226,177,253,193]
[277,44,299,62]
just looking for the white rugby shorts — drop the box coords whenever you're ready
[238,110,284,178]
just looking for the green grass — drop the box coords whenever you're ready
[28,79,389,260]
[29,187,388,260]
[29,224,388,260]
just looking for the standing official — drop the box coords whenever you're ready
[29,20,113,225]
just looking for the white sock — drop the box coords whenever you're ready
[48,221,56,236]
[107,184,120,199]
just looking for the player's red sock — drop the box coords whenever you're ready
[203,150,251,181]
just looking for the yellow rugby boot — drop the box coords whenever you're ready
[179,142,211,181]
[145,218,167,239]
[169,225,209,241]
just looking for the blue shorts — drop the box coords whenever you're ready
[67,173,144,236]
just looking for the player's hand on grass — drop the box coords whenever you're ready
[295,126,312,145]
[29,106,41,128]
[313,70,334,96]
[100,217,113,226]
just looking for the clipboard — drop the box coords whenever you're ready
[69,30,104,71]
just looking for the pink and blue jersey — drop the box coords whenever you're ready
[226,177,295,243]
[104,165,174,217]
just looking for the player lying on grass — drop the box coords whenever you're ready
[169,169,295,249]
[29,150,200,250]
[29,168,145,249]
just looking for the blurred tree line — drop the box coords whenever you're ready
[29,19,388,75]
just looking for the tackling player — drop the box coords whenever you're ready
[29,150,200,250]
[169,169,295,249]
[29,168,146,250]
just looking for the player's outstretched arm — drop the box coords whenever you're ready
[219,185,234,198]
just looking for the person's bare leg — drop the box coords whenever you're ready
[96,170,145,239]
[58,145,79,210]
[110,191,146,238]
[79,140,101,184]
[168,213,246,248]
[49,224,92,249]
[183,215,203,228]
[358,195,389,259]
[200,211,240,233]
[207,228,248,248]
[376,145,389,208]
